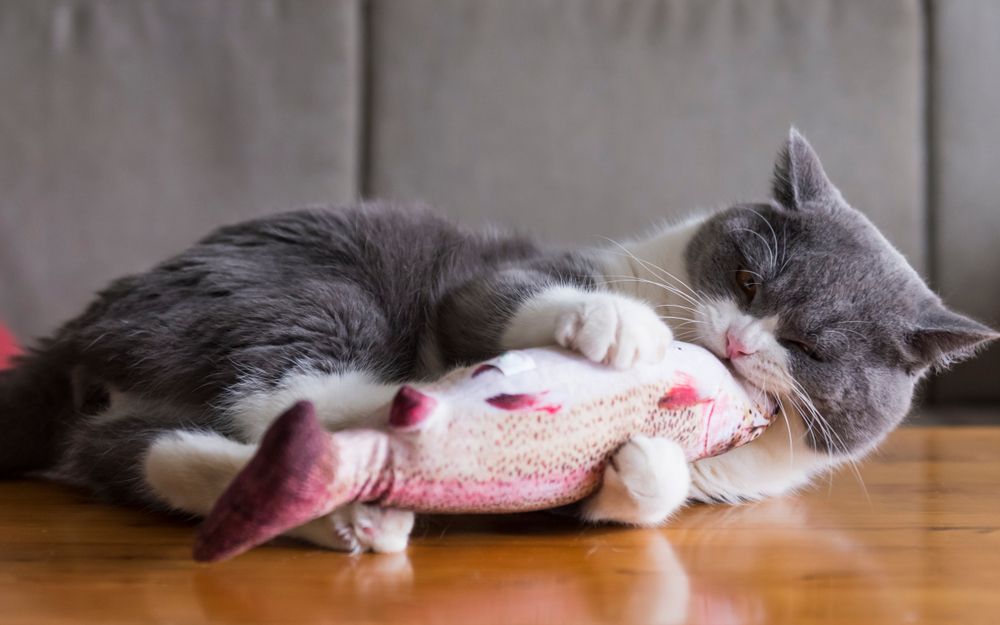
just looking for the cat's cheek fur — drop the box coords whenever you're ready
[501,286,673,368]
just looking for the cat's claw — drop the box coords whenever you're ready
[555,293,672,369]
[288,502,415,553]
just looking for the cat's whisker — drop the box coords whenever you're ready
[784,384,833,454]
[599,238,698,292]
[773,394,796,464]
[747,208,780,274]
[599,274,705,309]
[600,269,707,308]
[787,379,871,504]
[732,268,764,281]
[780,220,789,274]
[656,315,705,325]
[835,328,867,341]
[599,238,709,304]
[830,320,871,341]
[754,375,792,464]
[734,227,776,274]
[597,280,703,314]
[652,302,701,314]
[785,394,838,497]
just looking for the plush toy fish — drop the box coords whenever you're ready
[194,342,774,562]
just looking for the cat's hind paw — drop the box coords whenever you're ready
[287,502,415,554]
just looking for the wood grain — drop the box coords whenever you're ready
[1,426,998,625]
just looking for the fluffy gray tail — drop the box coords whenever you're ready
[0,348,74,476]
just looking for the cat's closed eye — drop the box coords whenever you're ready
[780,337,823,361]
[735,268,758,303]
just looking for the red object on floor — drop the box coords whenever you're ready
[0,322,20,369]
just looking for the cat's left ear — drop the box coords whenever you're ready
[771,127,844,210]
[907,304,999,371]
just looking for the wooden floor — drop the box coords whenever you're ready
[2,426,998,625]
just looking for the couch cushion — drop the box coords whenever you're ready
[367,0,925,272]
[929,0,1000,402]
[0,0,361,341]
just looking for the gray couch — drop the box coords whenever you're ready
[1,0,996,404]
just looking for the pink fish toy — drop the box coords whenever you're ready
[194,341,775,562]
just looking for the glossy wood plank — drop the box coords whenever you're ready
[1,426,998,625]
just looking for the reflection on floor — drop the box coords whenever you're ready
[1,425,998,625]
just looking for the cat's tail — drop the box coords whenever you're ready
[0,345,75,476]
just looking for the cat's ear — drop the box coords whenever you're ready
[907,305,999,371]
[771,127,844,210]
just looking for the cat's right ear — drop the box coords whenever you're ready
[771,128,844,210]
[907,305,1000,371]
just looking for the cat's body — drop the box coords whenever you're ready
[1,130,994,552]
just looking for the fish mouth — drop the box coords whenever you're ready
[721,361,781,418]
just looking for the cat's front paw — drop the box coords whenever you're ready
[288,502,415,553]
[555,293,672,369]
[581,436,690,526]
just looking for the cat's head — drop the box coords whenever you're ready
[685,128,998,455]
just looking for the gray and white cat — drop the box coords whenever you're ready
[1,129,994,552]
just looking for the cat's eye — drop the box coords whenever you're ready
[735,268,758,302]
[781,338,822,361]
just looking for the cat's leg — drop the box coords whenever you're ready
[503,286,673,368]
[434,266,672,368]
[52,387,411,554]
[579,436,691,526]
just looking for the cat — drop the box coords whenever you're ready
[0,129,994,552]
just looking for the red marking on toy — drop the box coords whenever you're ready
[389,385,437,428]
[486,392,560,414]
[472,364,500,377]
[657,384,708,410]
[487,393,537,410]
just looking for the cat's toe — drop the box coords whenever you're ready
[287,503,415,553]
[558,294,671,369]
[350,504,415,553]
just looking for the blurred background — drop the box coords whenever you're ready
[0,0,996,411]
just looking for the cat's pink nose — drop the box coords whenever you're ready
[725,329,754,360]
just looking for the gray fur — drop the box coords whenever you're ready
[0,204,598,496]
[684,129,998,453]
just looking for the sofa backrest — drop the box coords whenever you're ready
[0,0,996,403]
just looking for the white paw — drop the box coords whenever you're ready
[581,436,690,526]
[288,502,415,553]
[555,293,672,369]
